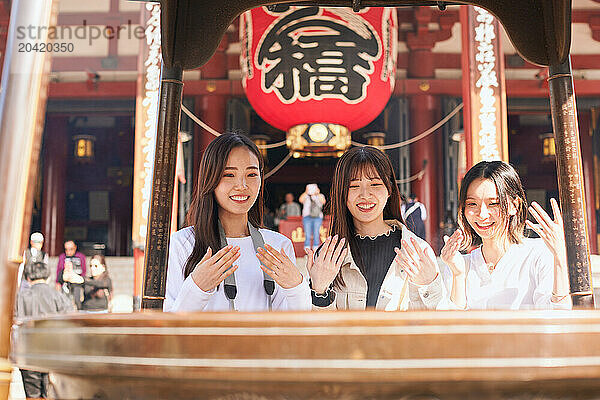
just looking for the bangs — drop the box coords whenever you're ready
[348,160,382,181]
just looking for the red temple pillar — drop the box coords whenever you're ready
[406,9,443,249]
[41,116,68,256]
[193,36,229,181]
[192,94,228,184]
[579,112,598,254]
[199,94,227,145]
[0,1,11,80]
[408,94,441,249]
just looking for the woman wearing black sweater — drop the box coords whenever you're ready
[82,255,112,311]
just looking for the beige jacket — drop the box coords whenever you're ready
[314,220,447,311]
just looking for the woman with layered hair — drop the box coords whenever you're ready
[82,255,112,311]
[164,133,310,312]
[307,146,446,310]
[63,254,113,311]
[440,160,571,309]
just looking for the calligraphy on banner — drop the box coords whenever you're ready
[461,6,508,165]
[132,3,161,246]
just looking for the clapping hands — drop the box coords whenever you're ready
[305,235,348,294]
[191,245,240,292]
[440,229,466,277]
[526,198,567,267]
[257,244,303,289]
[393,237,437,285]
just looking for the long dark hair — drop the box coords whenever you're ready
[183,133,265,278]
[458,160,527,249]
[328,146,403,273]
[89,254,111,301]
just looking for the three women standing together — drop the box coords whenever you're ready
[165,133,571,312]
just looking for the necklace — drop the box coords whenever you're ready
[481,248,502,274]
[355,224,397,240]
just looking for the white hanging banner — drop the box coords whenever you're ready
[132,3,161,247]
[461,6,508,166]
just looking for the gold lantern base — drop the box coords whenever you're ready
[286,123,351,158]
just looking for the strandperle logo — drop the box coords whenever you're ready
[17,20,146,46]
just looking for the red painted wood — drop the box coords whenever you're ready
[191,93,228,183]
[133,247,144,300]
[460,7,473,170]
[279,216,331,257]
[404,8,443,250]
[579,112,598,254]
[45,78,600,99]
[183,79,243,96]
[401,53,600,71]
[192,97,203,187]
[396,8,459,25]
[0,0,11,80]
[572,9,600,24]
[193,32,228,171]
[57,12,140,26]
[41,116,68,256]
[199,94,226,147]
[226,51,600,73]
[200,36,228,79]
[52,56,138,72]
[48,81,136,98]
[408,93,442,251]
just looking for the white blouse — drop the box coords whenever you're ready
[445,238,571,310]
[164,226,311,312]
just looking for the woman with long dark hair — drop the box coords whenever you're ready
[164,133,310,312]
[307,146,446,310]
[63,254,113,311]
[82,254,112,311]
[438,161,571,309]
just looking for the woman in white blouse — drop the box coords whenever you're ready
[163,133,310,312]
[438,161,571,310]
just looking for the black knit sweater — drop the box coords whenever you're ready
[355,226,402,308]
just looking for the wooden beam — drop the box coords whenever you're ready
[57,12,140,25]
[226,53,600,72]
[400,53,600,71]
[46,78,600,99]
[48,81,136,98]
[52,56,138,72]
[183,79,245,96]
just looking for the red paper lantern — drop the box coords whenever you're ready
[240,6,397,136]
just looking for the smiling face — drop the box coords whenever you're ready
[464,178,517,243]
[214,146,261,219]
[346,167,389,228]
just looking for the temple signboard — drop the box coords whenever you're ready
[461,6,508,166]
[133,3,161,248]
